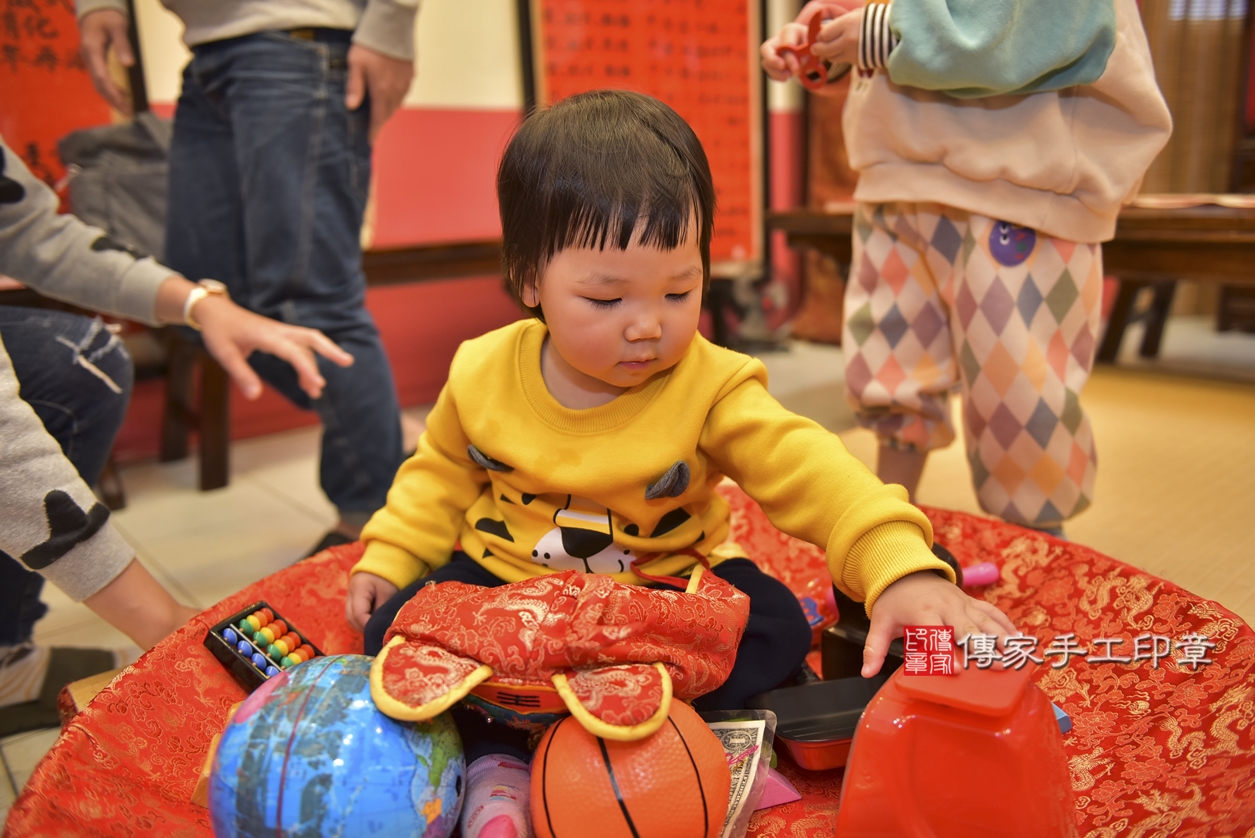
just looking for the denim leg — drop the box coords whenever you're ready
[164,33,403,518]
[0,307,134,646]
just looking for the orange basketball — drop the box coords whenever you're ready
[530,700,731,838]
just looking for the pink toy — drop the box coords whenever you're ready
[960,561,1000,587]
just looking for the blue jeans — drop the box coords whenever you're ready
[164,30,403,521]
[0,308,134,646]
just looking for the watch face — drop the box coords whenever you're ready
[200,279,229,295]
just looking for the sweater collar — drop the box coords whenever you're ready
[516,321,670,433]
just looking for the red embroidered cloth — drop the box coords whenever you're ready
[6,485,1255,837]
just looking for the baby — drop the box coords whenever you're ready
[347,89,1015,838]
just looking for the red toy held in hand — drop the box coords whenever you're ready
[776,1,857,89]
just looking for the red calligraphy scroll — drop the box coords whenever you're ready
[0,1,112,188]
[533,0,762,263]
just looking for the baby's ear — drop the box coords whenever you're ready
[522,278,540,308]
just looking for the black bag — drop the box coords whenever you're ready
[57,112,171,261]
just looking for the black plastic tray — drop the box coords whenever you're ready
[747,673,891,742]
[203,600,324,693]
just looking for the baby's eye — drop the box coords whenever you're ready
[586,297,621,309]
[666,291,692,302]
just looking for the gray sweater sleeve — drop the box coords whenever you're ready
[0,138,171,600]
[0,142,170,325]
[0,344,136,602]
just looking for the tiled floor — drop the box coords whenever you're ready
[4,313,1254,825]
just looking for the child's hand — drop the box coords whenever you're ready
[863,570,1017,678]
[812,8,864,70]
[346,572,399,633]
[760,22,811,81]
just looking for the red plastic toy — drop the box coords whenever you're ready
[836,659,1078,837]
[776,2,856,89]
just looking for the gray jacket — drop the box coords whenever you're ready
[1,137,170,601]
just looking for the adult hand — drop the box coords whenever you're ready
[192,295,354,401]
[79,8,135,115]
[862,570,1017,678]
[760,22,810,82]
[345,44,415,143]
[812,7,864,69]
[346,571,399,632]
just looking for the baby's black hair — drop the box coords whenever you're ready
[497,90,716,320]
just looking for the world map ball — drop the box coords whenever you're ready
[209,654,464,837]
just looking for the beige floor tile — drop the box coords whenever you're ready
[1,763,16,829]
[135,517,327,610]
[0,728,62,798]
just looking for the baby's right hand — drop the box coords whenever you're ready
[760,22,810,81]
[346,571,399,633]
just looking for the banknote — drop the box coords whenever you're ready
[708,719,766,838]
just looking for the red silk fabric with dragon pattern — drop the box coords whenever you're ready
[376,568,749,729]
[7,484,1255,836]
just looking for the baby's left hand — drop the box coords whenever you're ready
[863,570,1017,678]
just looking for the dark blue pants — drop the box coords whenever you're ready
[364,554,812,760]
[164,30,403,522]
[0,308,133,646]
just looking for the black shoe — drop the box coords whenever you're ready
[306,529,355,559]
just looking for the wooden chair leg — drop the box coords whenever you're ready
[1097,279,1144,364]
[95,453,127,511]
[160,331,194,462]
[197,349,230,491]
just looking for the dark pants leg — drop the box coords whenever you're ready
[0,308,133,645]
[163,31,404,521]
[690,558,813,711]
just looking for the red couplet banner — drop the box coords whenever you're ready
[0,1,112,189]
[535,0,760,263]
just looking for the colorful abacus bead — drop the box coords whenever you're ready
[255,620,289,646]
[251,652,268,669]
[280,648,313,668]
[265,665,280,677]
[238,608,274,636]
[267,633,302,661]
[222,627,239,645]
[236,640,254,656]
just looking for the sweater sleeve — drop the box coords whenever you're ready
[0,140,170,326]
[353,375,489,589]
[700,375,953,613]
[0,342,136,602]
[353,0,421,61]
[881,0,1118,98]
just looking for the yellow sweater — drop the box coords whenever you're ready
[354,320,953,611]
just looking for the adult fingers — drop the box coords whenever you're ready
[262,336,327,400]
[81,22,131,113]
[299,328,355,368]
[345,60,366,111]
[210,339,264,400]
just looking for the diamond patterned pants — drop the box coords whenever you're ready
[842,202,1102,527]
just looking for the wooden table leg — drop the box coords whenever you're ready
[1138,280,1177,359]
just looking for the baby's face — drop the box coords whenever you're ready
[528,226,703,396]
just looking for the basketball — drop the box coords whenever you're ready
[530,700,731,838]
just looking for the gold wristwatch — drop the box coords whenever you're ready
[182,279,229,330]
